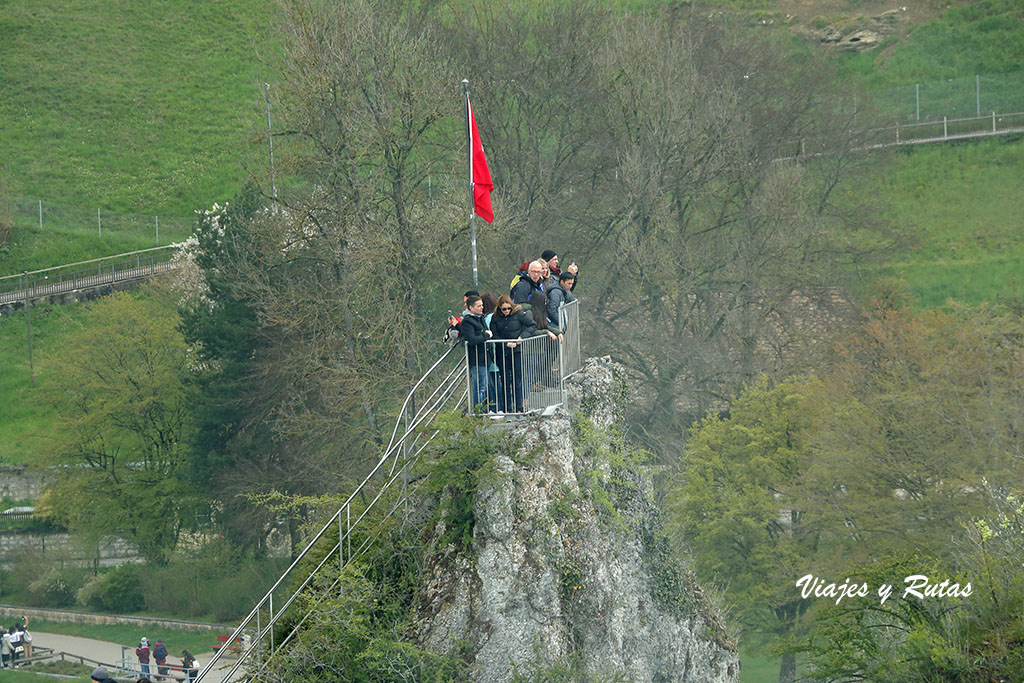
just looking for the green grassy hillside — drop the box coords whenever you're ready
[0,302,88,464]
[864,137,1024,307]
[0,0,272,215]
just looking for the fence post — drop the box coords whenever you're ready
[97,208,101,237]
[976,75,980,116]
[915,83,920,121]
[38,200,42,230]
[155,216,159,246]
[943,116,948,138]
[992,111,996,133]
[895,122,899,144]
[23,272,34,388]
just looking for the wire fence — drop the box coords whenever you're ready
[0,195,193,247]
[858,71,1024,125]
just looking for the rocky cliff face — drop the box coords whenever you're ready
[415,357,739,682]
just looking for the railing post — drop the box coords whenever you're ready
[269,594,274,654]
[943,116,948,138]
[992,111,996,133]
[346,504,351,564]
[339,509,345,573]
[558,318,566,403]
[895,122,899,144]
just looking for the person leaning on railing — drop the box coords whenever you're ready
[526,292,563,390]
[489,295,537,413]
[546,271,576,324]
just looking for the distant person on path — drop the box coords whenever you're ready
[1,629,11,667]
[91,666,117,683]
[136,636,151,675]
[8,627,21,665]
[18,626,31,660]
[181,649,198,682]
[153,639,169,676]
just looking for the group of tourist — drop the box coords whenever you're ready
[128,636,196,682]
[0,618,32,667]
[446,250,579,414]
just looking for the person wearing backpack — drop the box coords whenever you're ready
[153,640,168,676]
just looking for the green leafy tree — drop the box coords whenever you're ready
[670,376,820,682]
[803,300,1024,565]
[37,292,194,564]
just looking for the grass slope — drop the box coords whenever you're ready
[865,137,1024,307]
[0,302,90,464]
[0,0,272,216]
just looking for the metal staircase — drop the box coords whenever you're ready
[196,344,468,682]
[196,300,581,682]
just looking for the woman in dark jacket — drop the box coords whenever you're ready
[489,295,536,412]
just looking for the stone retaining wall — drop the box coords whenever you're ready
[0,531,140,567]
[0,605,228,633]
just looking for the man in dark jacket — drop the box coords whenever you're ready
[457,295,492,409]
[510,260,545,304]
[546,271,576,326]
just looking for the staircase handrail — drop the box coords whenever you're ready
[196,343,467,682]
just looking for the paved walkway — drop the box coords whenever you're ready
[28,632,232,681]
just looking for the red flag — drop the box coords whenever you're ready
[468,98,494,223]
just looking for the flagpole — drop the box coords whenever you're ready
[462,79,479,289]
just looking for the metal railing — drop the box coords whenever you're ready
[467,300,581,415]
[0,246,178,305]
[776,110,1024,160]
[196,344,468,682]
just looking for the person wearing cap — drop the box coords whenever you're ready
[90,666,116,682]
[136,636,151,675]
[540,249,560,289]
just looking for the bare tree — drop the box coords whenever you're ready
[569,11,888,454]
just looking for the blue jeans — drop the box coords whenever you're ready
[469,364,488,410]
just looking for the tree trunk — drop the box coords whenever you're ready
[779,652,796,683]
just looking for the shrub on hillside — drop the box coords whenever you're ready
[7,548,86,607]
[141,538,286,621]
[26,567,80,607]
[77,564,145,613]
